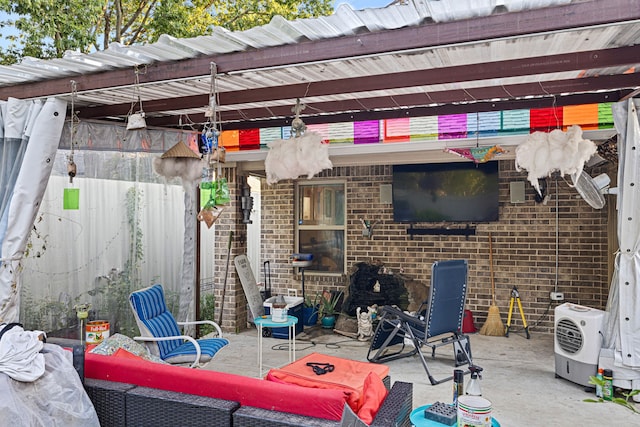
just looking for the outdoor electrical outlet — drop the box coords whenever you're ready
[550,292,564,301]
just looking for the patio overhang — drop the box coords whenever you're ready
[0,0,637,141]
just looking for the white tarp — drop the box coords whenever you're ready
[609,98,640,368]
[0,98,67,323]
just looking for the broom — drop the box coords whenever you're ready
[479,232,505,336]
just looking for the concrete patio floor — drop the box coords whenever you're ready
[205,325,639,426]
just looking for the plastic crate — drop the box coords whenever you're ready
[263,296,304,339]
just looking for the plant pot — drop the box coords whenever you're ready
[303,306,318,326]
[321,315,336,329]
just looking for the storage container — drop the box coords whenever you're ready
[264,296,304,338]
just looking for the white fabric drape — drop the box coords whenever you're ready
[178,185,198,333]
[0,98,66,323]
[606,98,640,368]
[19,150,186,336]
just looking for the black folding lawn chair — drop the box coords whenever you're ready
[367,259,476,385]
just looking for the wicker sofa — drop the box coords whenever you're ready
[83,351,412,427]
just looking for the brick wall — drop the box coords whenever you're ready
[209,167,246,333]
[251,160,615,335]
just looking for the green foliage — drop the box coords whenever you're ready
[319,290,342,317]
[214,0,333,32]
[88,270,136,337]
[584,375,640,413]
[199,292,216,336]
[21,291,77,334]
[304,292,320,308]
[0,0,334,64]
[0,0,103,61]
[21,186,146,338]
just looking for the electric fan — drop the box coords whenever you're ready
[570,169,613,209]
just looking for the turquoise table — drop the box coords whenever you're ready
[254,315,298,377]
[410,404,501,426]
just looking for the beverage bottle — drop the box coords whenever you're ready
[595,368,603,398]
[453,369,464,405]
[602,369,613,401]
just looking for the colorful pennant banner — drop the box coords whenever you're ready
[216,103,613,151]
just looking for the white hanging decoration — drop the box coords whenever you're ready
[153,139,204,191]
[515,125,597,195]
[264,98,332,185]
[126,66,147,130]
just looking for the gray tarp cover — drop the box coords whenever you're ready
[0,343,99,426]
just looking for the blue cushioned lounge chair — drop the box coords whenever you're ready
[129,284,229,368]
[367,259,476,385]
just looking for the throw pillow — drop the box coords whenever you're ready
[89,333,168,364]
[357,371,388,424]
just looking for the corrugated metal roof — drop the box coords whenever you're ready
[0,0,638,130]
[0,0,583,87]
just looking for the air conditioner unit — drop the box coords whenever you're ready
[554,302,606,388]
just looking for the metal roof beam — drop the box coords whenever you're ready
[144,89,631,129]
[0,0,638,100]
[77,46,640,120]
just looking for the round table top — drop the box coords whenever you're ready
[410,404,501,427]
[254,315,298,328]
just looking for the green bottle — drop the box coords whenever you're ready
[602,369,613,401]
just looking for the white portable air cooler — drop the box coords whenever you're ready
[554,302,606,388]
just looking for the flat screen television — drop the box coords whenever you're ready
[392,161,499,223]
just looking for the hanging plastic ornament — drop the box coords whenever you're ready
[64,80,80,210]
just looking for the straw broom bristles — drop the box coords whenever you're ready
[479,233,505,336]
[480,300,505,336]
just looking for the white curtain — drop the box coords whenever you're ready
[0,97,67,323]
[19,148,187,337]
[13,115,194,338]
[604,99,640,369]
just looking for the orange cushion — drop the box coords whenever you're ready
[266,352,389,412]
[357,372,389,424]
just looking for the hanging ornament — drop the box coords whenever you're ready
[64,80,80,210]
[444,112,507,163]
[264,98,332,184]
[197,62,228,228]
[444,145,506,163]
[126,66,147,130]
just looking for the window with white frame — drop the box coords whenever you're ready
[295,180,346,274]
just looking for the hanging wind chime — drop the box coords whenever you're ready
[63,80,80,210]
[197,62,229,228]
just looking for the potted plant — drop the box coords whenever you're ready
[303,293,320,326]
[319,290,343,329]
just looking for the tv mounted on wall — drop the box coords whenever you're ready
[392,161,499,223]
